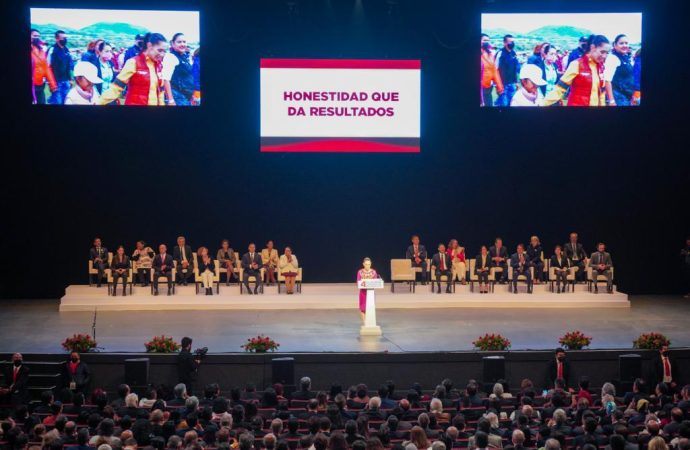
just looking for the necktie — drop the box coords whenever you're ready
[13,367,18,383]
[440,254,445,271]
[557,362,563,379]
[663,357,671,378]
[182,247,186,261]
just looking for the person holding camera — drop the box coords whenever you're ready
[178,337,200,395]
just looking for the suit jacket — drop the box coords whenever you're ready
[261,248,279,267]
[526,245,543,263]
[90,247,109,265]
[590,251,612,270]
[475,254,491,272]
[564,242,586,261]
[177,349,199,384]
[431,252,452,272]
[546,359,571,388]
[217,248,236,266]
[153,253,174,273]
[510,252,530,271]
[110,254,130,271]
[550,255,571,270]
[197,256,216,273]
[406,245,428,263]
[489,246,509,266]
[241,252,263,272]
[173,245,193,264]
[63,361,91,391]
[2,364,30,401]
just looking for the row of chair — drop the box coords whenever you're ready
[88,252,303,295]
[390,258,614,293]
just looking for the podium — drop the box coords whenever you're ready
[358,278,383,336]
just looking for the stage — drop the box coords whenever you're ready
[59,282,630,311]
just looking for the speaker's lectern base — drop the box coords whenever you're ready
[360,325,382,336]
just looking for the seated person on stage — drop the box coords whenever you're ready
[90,237,108,287]
[242,243,264,295]
[550,245,571,294]
[406,235,428,284]
[564,232,587,282]
[174,236,193,286]
[527,236,544,284]
[447,239,467,285]
[196,247,216,296]
[431,243,453,294]
[475,245,491,294]
[489,237,509,284]
[131,240,154,286]
[153,244,174,296]
[590,242,613,294]
[217,239,236,283]
[261,240,279,286]
[279,246,299,295]
[110,245,130,297]
[510,244,533,294]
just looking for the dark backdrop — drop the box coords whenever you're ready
[2,0,689,299]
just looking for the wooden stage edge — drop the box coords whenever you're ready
[59,283,630,311]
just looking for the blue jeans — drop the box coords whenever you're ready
[613,90,631,106]
[495,83,517,107]
[48,81,71,105]
[172,89,192,106]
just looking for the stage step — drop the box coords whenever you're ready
[60,283,629,311]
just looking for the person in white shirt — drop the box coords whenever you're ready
[279,247,300,295]
[510,64,546,107]
[65,61,102,105]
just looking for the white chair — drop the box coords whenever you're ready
[106,266,133,295]
[507,265,534,293]
[469,258,496,293]
[88,252,112,286]
[390,259,416,292]
[277,268,303,294]
[194,259,221,294]
[239,267,265,294]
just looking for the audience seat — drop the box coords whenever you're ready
[390,259,416,293]
[88,252,113,286]
[277,267,303,294]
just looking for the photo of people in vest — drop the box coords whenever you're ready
[480,13,641,107]
[30,8,200,106]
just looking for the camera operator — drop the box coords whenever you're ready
[178,336,200,395]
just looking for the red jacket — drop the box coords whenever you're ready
[568,56,604,107]
[125,53,162,106]
[31,45,56,90]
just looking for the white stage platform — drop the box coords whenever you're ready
[59,282,629,311]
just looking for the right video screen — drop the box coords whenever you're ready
[480,13,642,107]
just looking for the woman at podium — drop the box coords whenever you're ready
[357,257,379,323]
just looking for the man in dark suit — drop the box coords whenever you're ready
[489,237,509,283]
[63,351,91,393]
[291,376,316,400]
[153,244,174,295]
[510,244,533,294]
[431,243,453,294]
[546,348,570,389]
[173,236,194,286]
[564,232,587,282]
[654,345,680,389]
[1,353,30,405]
[406,235,428,284]
[89,237,108,287]
[178,336,200,396]
[241,243,263,294]
[590,242,613,293]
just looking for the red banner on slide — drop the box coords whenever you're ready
[260,58,421,70]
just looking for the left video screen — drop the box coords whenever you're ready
[30,8,200,106]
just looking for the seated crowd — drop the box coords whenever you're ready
[405,233,613,294]
[90,237,300,296]
[1,349,687,450]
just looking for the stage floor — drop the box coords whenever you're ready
[59,282,629,311]
[1,295,688,354]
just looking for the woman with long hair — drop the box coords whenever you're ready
[604,34,636,106]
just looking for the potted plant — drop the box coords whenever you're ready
[145,335,181,353]
[473,333,511,351]
[559,330,592,350]
[241,335,280,353]
[61,334,97,353]
[633,332,671,350]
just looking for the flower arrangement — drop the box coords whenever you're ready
[473,333,511,351]
[633,332,671,350]
[61,334,97,353]
[559,330,592,350]
[145,335,181,353]
[241,335,280,353]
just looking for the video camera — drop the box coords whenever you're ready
[194,347,209,360]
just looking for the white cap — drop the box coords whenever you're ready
[73,61,103,84]
[519,64,547,86]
